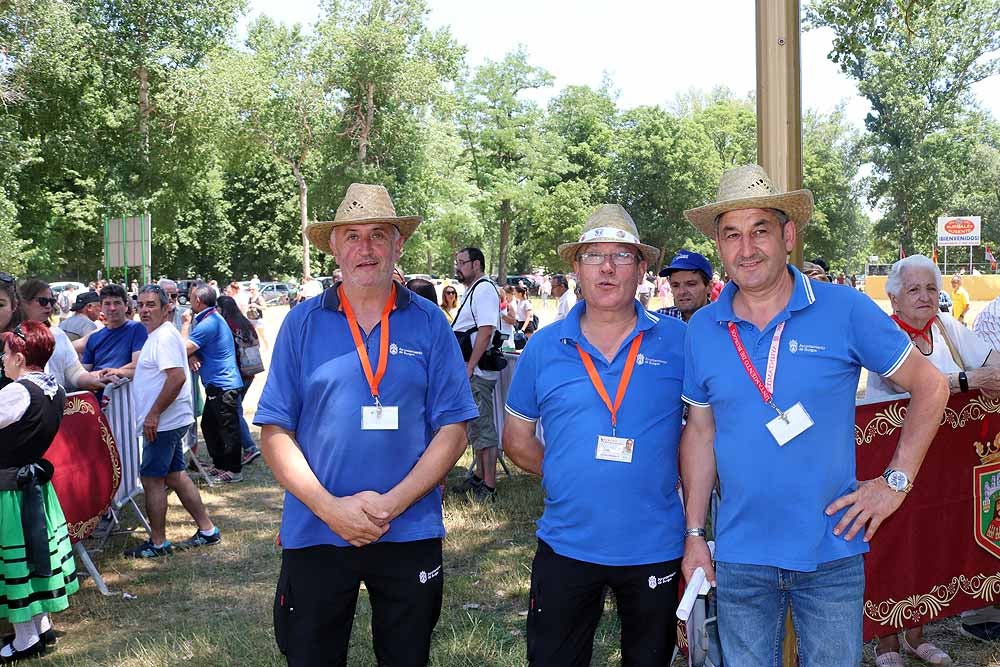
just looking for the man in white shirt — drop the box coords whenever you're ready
[552,273,575,322]
[123,284,219,558]
[452,246,500,500]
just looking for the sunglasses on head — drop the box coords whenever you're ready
[33,297,57,307]
[11,324,25,341]
[0,273,15,285]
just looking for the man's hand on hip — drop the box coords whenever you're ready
[321,495,389,547]
[826,477,906,542]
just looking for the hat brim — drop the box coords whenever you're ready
[557,240,661,267]
[305,216,422,254]
[683,190,814,238]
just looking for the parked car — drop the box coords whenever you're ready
[260,281,294,305]
[175,279,199,305]
[50,281,86,295]
[502,275,539,294]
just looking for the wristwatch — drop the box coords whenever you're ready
[882,468,913,493]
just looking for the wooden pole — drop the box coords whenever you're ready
[756,0,804,270]
[757,2,802,664]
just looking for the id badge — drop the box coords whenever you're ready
[362,405,399,430]
[595,435,634,463]
[765,402,813,446]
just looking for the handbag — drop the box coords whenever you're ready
[235,330,265,376]
[452,278,507,371]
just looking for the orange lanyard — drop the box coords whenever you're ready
[340,284,395,403]
[576,332,644,435]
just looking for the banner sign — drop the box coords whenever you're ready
[857,392,1000,640]
[49,392,121,543]
[937,216,981,247]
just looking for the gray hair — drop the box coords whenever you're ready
[157,278,178,292]
[191,283,217,307]
[885,254,942,297]
[139,284,169,307]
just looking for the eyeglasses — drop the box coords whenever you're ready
[577,251,639,266]
[33,297,57,307]
[12,324,25,341]
[168,293,179,300]
[454,258,473,267]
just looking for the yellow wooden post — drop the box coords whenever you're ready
[757,1,803,664]
[756,0,804,270]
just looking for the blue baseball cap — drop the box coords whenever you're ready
[659,249,712,278]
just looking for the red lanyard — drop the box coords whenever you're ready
[340,284,395,403]
[727,321,785,417]
[891,314,933,344]
[576,332,644,435]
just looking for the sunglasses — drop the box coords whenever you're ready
[33,297,57,307]
[0,273,15,285]
[11,324,25,341]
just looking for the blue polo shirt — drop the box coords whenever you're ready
[254,285,478,548]
[505,300,687,566]
[189,308,242,391]
[82,320,147,371]
[682,265,912,571]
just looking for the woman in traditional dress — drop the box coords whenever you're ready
[0,321,76,662]
[869,255,1000,666]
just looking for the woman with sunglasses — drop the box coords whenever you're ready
[15,279,104,393]
[0,321,78,661]
[440,285,459,323]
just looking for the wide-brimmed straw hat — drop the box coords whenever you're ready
[306,183,422,254]
[684,164,814,237]
[557,204,660,266]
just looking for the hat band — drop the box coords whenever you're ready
[577,226,641,245]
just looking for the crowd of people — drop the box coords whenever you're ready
[6,164,1000,666]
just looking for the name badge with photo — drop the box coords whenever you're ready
[765,402,813,446]
[595,435,634,463]
[362,405,399,430]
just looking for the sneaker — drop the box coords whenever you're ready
[123,540,173,558]
[211,470,243,484]
[469,483,496,503]
[177,527,222,550]
[451,474,483,494]
[241,446,262,466]
[961,621,1000,642]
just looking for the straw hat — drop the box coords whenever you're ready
[557,204,660,266]
[684,164,814,237]
[305,183,421,254]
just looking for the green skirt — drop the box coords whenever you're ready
[0,484,78,623]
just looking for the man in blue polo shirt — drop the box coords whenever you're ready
[504,204,686,666]
[183,284,244,483]
[82,284,147,378]
[255,183,477,667]
[679,165,949,666]
[657,249,713,322]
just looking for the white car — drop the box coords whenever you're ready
[50,281,86,295]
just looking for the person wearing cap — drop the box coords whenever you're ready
[657,249,714,322]
[59,291,101,341]
[678,165,949,666]
[503,204,687,665]
[254,183,478,666]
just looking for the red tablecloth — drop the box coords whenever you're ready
[48,392,121,542]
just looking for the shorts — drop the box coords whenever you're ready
[139,424,190,478]
[274,539,443,666]
[468,374,498,451]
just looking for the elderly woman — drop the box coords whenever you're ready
[868,255,1000,666]
[16,279,104,394]
[0,321,78,661]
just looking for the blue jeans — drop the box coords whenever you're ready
[238,379,255,452]
[716,555,864,667]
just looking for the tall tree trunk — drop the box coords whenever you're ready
[292,160,311,279]
[425,246,433,274]
[358,81,375,164]
[497,199,512,285]
[137,65,150,164]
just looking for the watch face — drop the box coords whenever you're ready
[887,470,908,490]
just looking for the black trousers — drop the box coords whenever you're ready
[201,384,242,473]
[274,539,443,667]
[527,539,680,667]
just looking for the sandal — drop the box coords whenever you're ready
[874,649,905,667]
[901,632,952,665]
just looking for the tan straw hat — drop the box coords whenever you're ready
[557,204,660,266]
[684,164,814,237]
[306,183,422,253]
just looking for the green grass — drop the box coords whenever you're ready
[45,442,1000,666]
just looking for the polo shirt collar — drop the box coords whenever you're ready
[714,264,816,324]
[561,299,658,357]
[194,307,216,325]
[322,281,413,312]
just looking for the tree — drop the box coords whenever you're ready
[808,0,1000,252]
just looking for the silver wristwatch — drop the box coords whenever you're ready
[882,468,913,493]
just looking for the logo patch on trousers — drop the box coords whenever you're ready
[647,571,676,589]
[418,564,442,584]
